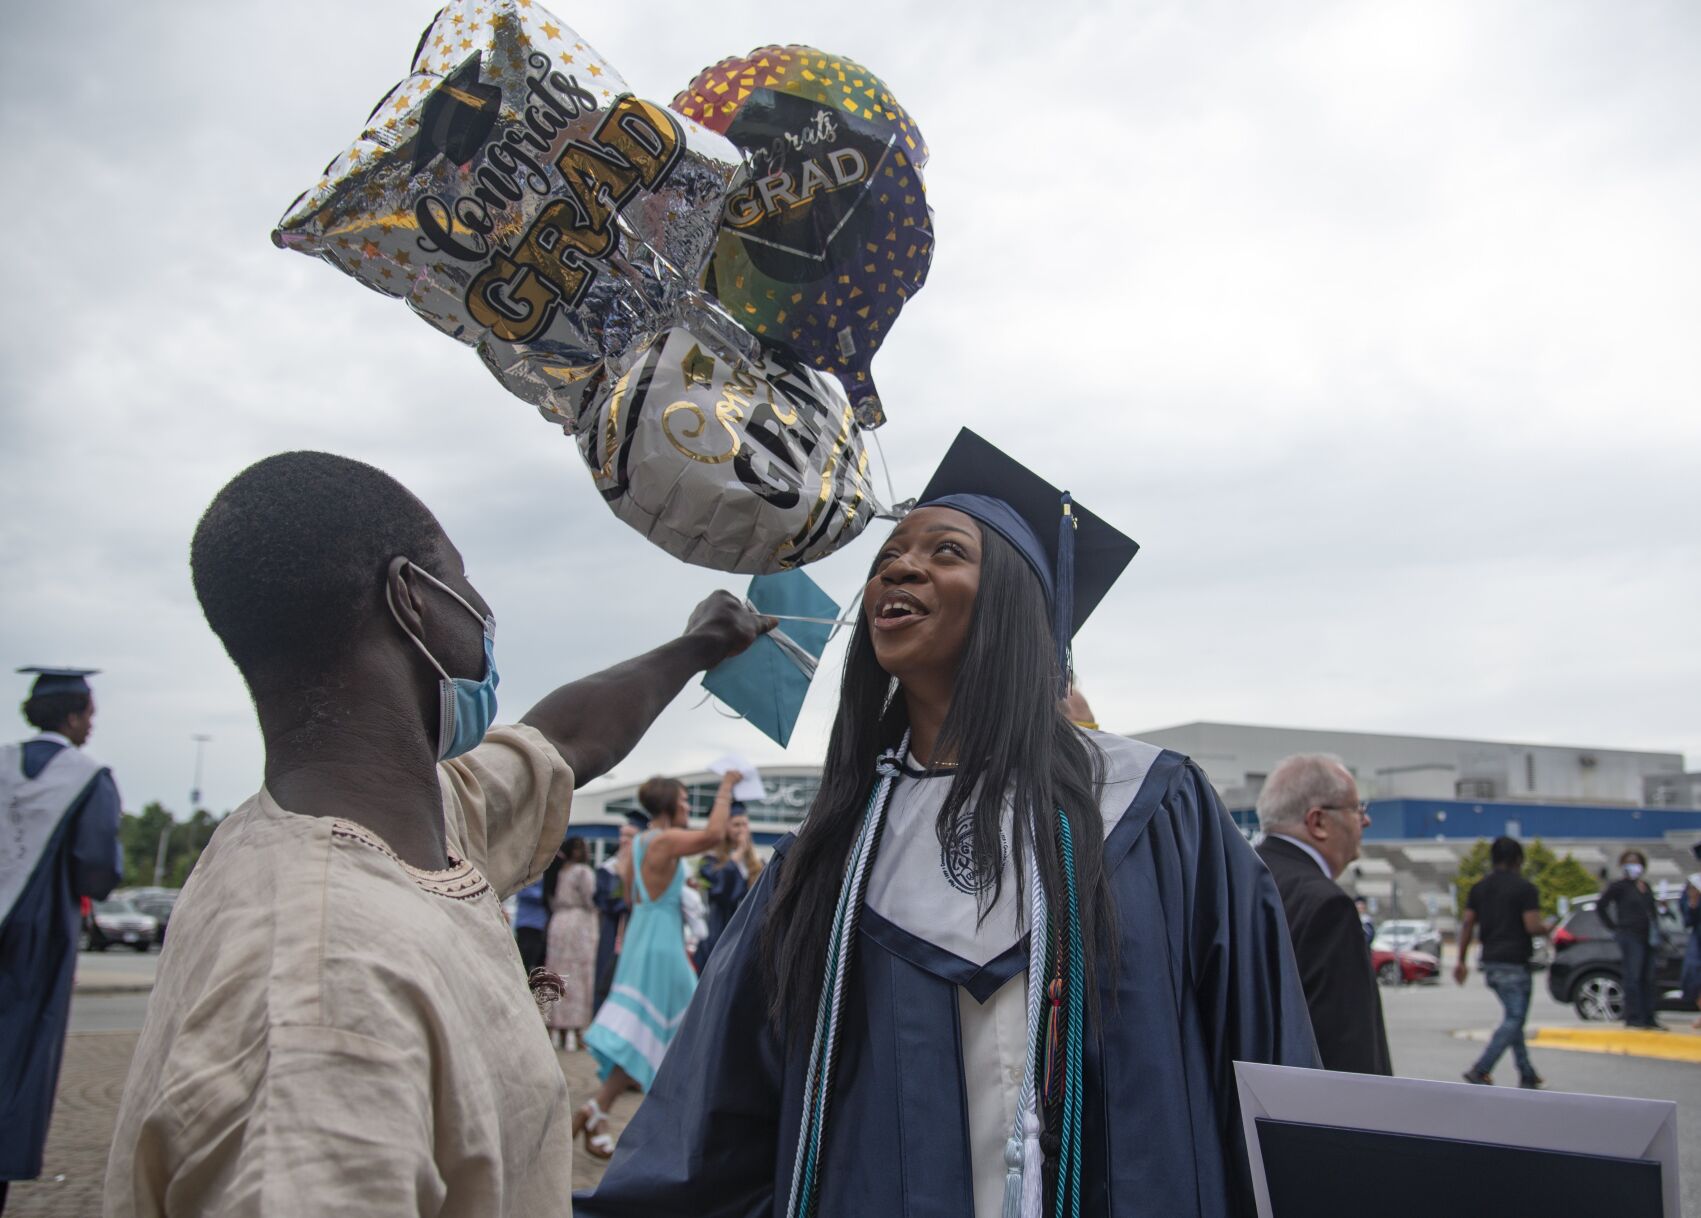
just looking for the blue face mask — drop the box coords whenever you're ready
[388,562,499,761]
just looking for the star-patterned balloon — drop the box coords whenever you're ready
[274,0,745,433]
[674,46,934,429]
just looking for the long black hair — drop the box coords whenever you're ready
[761,525,1114,1034]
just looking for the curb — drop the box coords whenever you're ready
[73,981,154,995]
[1527,1025,1701,1065]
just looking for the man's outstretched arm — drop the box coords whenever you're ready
[522,591,772,787]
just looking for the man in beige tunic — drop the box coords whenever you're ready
[104,451,770,1217]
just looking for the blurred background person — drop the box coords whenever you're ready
[545,837,598,1050]
[576,770,739,1158]
[1455,836,1547,1087]
[694,808,763,970]
[681,876,708,963]
[1599,849,1664,1030]
[1060,680,1097,729]
[1355,896,1376,945]
[1,667,122,1210]
[511,874,549,975]
[1681,842,1701,1031]
[1255,753,1390,1075]
[593,819,640,1011]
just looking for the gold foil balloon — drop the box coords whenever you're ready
[273,1,885,571]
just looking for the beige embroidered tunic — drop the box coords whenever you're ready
[104,725,574,1218]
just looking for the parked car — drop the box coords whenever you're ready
[115,886,179,945]
[83,898,159,952]
[1371,918,1443,959]
[1546,895,1687,1021]
[1371,947,1439,985]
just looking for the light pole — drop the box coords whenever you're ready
[190,734,212,812]
[158,735,212,887]
[152,821,171,888]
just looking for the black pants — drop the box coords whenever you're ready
[1616,932,1657,1025]
[516,926,547,975]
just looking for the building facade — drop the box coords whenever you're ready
[568,765,825,859]
[1129,721,1688,810]
[563,728,1699,916]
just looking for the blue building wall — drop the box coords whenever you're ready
[1229,799,1701,842]
[1362,798,1700,842]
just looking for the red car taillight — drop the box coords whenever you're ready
[1551,926,1577,949]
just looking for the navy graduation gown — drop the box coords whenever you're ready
[576,751,1319,1217]
[694,856,750,970]
[0,739,122,1181]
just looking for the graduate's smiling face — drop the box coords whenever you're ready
[863,507,982,686]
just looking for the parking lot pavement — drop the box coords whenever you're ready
[1380,977,1700,1215]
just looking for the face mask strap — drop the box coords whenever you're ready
[386,570,453,682]
[386,560,492,680]
[408,562,491,632]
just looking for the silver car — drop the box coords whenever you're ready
[84,898,159,952]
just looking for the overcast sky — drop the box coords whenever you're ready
[3,0,1697,817]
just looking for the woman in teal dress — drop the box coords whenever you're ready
[576,769,740,1158]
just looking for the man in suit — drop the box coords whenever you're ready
[1255,753,1391,1075]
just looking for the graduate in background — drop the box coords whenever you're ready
[694,806,763,970]
[1,667,122,1208]
[578,431,1318,1218]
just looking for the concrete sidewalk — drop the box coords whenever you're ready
[72,948,157,996]
[72,969,154,995]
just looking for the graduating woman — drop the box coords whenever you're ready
[578,430,1318,1218]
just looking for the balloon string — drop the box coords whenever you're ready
[768,613,858,628]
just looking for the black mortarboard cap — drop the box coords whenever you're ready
[17,666,99,698]
[623,809,652,830]
[916,429,1139,685]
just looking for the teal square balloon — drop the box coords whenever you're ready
[703,569,840,747]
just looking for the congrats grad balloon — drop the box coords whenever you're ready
[674,46,934,429]
[273,1,883,571]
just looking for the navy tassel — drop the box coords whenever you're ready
[1054,493,1075,693]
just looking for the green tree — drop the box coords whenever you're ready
[1452,839,1492,917]
[1526,840,1597,918]
[118,802,223,888]
[1453,836,1598,919]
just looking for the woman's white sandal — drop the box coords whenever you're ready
[573,1099,616,1160]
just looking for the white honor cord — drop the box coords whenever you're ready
[1003,818,1049,1218]
[783,737,908,1218]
